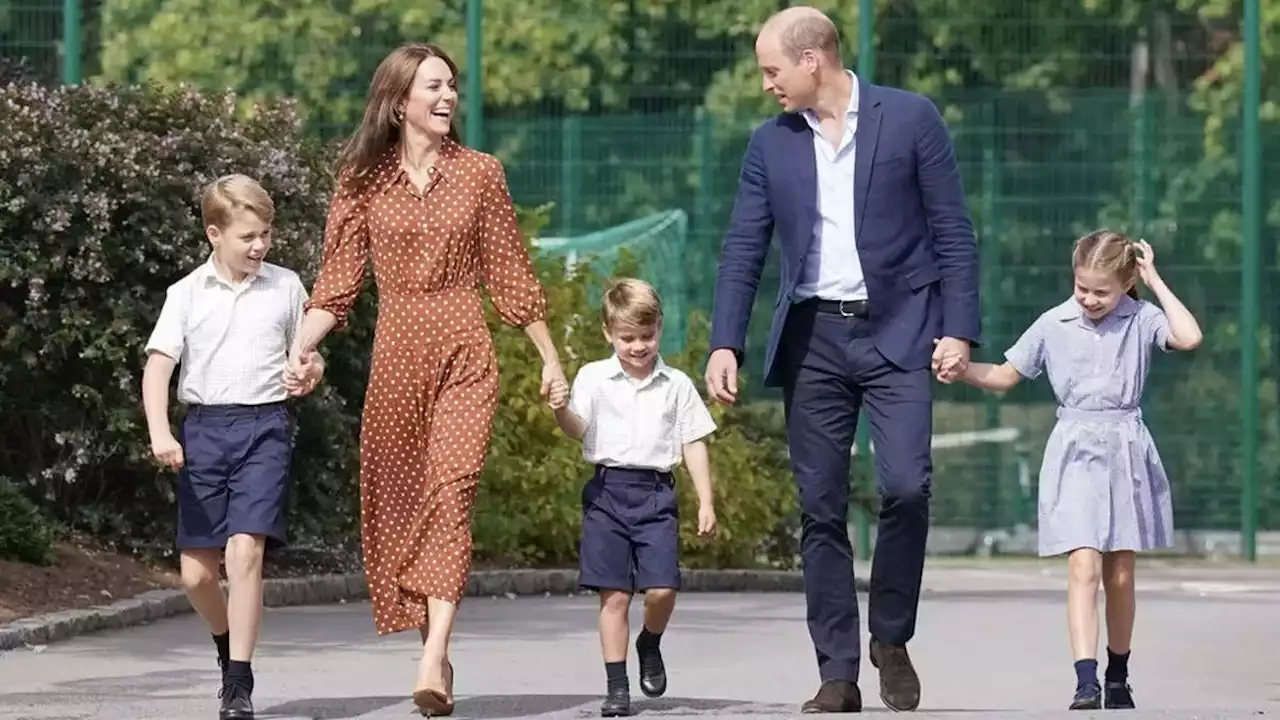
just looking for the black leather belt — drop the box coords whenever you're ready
[798,298,870,318]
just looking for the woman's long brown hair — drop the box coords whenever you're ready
[334,43,462,184]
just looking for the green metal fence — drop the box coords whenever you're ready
[5,0,1273,557]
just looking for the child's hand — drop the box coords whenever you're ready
[697,504,717,537]
[285,352,324,397]
[151,432,184,470]
[931,340,965,384]
[547,378,569,410]
[1134,239,1160,286]
[935,353,964,384]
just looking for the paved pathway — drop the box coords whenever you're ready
[2,561,1279,719]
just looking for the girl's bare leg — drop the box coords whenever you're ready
[1101,551,1137,708]
[1066,548,1103,709]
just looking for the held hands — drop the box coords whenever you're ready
[541,362,569,408]
[547,377,570,410]
[931,337,970,384]
[284,350,326,397]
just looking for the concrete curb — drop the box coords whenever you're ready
[0,568,835,652]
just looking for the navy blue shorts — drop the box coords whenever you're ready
[176,402,294,550]
[578,465,681,593]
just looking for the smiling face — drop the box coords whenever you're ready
[755,31,819,113]
[603,321,661,376]
[207,208,271,282]
[400,56,457,141]
[1073,267,1131,320]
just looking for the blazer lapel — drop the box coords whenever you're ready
[788,118,818,274]
[853,82,882,244]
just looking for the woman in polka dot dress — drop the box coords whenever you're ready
[289,43,568,715]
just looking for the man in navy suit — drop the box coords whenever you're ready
[704,6,981,714]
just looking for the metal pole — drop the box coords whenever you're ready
[852,0,875,562]
[61,0,81,85]
[464,0,483,148]
[857,0,875,82]
[1240,0,1261,562]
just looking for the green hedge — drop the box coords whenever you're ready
[0,76,798,569]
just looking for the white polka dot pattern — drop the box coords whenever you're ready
[304,138,548,636]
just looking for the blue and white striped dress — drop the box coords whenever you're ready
[1005,294,1175,557]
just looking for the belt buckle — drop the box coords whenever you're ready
[838,299,859,318]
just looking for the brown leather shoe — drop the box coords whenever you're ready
[869,638,921,712]
[801,680,862,713]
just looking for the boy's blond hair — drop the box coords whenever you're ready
[602,277,663,330]
[201,174,275,230]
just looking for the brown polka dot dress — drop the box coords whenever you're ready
[305,138,547,636]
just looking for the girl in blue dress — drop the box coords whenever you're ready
[937,229,1202,710]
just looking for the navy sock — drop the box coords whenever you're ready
[1074,659,1099,690]
[212,632,230,667]
[1105,647,1130,683]
[225,660,254,693]
[605,661,628,693]
[637,627,662,652]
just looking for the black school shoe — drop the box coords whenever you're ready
[1105,681,1135,709]
[218,683,254,719]
[1068,682,1102,710]
[636,636,667,697]
[600,685,632,717]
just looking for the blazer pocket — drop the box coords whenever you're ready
[905,265,941,291]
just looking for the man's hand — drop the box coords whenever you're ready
[931,337,970,384]
[151,432,184,470]
[704,348,740,405]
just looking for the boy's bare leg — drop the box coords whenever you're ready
[181,549,229,634]
[224,532,266,692]
[1066,548,1103,708]
[598,589,633,714]
[180,548,230,676]
[640,588,676,635]
[599,590,631,662]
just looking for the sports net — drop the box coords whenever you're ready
[534,209,691,351]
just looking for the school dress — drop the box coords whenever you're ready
[305,139,548,635]
[1004,294,1175,557]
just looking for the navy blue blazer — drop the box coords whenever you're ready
[708,77,982,388]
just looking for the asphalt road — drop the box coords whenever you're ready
[2,561,1279,720]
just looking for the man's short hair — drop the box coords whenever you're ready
[601,277,663,330]
[201,174,275,230]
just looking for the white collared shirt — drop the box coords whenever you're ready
[567,354,718,472]
[144,257,308,406]
[795,70,866,302]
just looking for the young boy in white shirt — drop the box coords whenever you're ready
[549,277,718,717]
[141,174,325,720]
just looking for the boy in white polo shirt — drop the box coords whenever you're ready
[141,174,325,720]
[549,277,718,718]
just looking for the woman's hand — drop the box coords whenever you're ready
[541,362,568,403]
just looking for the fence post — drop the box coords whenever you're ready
[560,115,582,238]
[1240,0,1261,562]
[693,108,715,317]
[465,0,484,149]
[61,0,81,85]
[980,99,1006,526]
